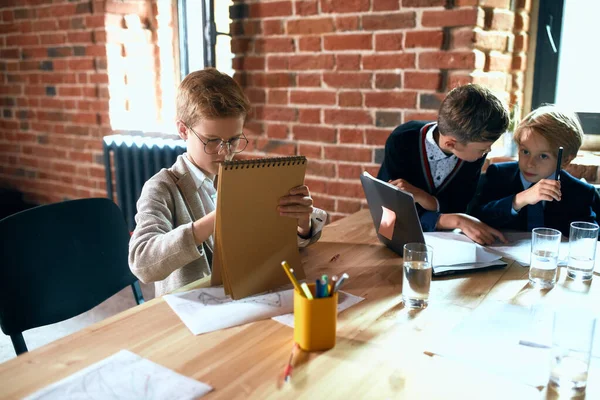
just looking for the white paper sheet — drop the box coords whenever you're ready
[164,287,294,335]
[424,232,503,266]
[24,350,212,400]
[425,302,554,388]
[488,231,600,271]
[423,232,505,276]
[432,260,508,275]
[271,291,364,327]
[424,232,476,266]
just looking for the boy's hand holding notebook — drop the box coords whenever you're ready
[211,156,308,299]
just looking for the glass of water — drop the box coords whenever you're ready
[548,310,596,395]
[402,243,433,309]
[567,222,599,281]
[529,228,562,289]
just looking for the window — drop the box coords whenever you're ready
[532,0,600,134]
[177,0,234,78]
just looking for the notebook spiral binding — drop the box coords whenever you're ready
[222,156,307,170]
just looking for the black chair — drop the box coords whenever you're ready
[0,198,144,355]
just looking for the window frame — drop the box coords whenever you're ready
[177,0,233,78]
[531,0,600,134]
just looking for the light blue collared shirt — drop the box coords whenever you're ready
[511,172,556,214]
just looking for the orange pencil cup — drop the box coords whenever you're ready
[293,284,338,351]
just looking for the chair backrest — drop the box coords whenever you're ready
[0,198,140,345]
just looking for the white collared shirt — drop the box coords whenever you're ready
[182,153,216,249]
[424,124,458,189]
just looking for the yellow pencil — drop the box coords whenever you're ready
[281,261,302,293]
[300,282,314,300]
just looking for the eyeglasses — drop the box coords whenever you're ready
[185,124,249,155]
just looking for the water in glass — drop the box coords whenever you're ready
[402,260,431,309]
[529,249,558,288]
[549,354,589,395]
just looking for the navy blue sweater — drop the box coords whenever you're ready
[377,121,486,232]
[472,161,600,236]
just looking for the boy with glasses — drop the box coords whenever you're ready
[129,68,327,296]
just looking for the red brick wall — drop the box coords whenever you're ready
[1,0,528,219]
[0,0,161,205]
[0,0,110,204]
[232,0,528,220]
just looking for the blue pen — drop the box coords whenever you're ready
[315,279,322,299]
[321,275,329,297]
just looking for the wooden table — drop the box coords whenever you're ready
[1,210,597,399]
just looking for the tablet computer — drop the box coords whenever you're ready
[359,171,425,255]
[360,172,507,276]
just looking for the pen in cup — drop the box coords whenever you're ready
[281,261,303,294]
[315,279,322,299]
[321,275,329,297]
[332,272,349,293]
[329,275,338,297]
[300,282,313,300]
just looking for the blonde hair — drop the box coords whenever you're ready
[514,105,583,161]
[176,68,251,127]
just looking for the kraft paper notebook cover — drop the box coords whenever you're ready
[211,156,307,299]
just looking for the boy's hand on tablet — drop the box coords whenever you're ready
[513,179,561,211]
[278,185,314,237]
[389,178,420,195]
[389,178,438,211]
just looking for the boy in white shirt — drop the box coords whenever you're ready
[129,68,326,296]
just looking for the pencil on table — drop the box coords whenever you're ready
[283,343,300,383]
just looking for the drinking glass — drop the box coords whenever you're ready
[529,228,561,289]
[567,221,599,281]
[402,243,433,309]
[548,310,596,395]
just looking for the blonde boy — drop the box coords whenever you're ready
[129,69,326,296]
[473,105,599,235]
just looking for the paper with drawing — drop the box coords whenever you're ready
[164,287,294,335]
[24,350,212,400]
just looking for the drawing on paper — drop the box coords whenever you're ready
[25,350,212,400]
[197,291,283,308]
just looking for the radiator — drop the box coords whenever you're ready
[103,133,187,231]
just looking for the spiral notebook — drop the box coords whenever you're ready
[211,156,307,299]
